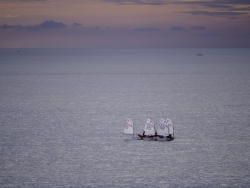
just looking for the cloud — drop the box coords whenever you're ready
[101,0,250,7]
[174,1,231,9]
[170,26,185,31]
[179,10,248,18]
[174,0,250,19]
[0,0,46,1]
[0,24,23,29]
[228,6,250,11]
[5,14,19,18]
[133,27,160,31]
[174,0,250,7]
[191,26,206,30]
[37,20,66,29]
[100,0,168,6]
[0,20,102,32]
[216,0,250,5]
[0,20,66,31]
[72,22,82,28]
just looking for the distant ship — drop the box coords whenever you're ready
[197,53,203,56]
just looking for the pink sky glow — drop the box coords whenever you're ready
[0,0,250,48]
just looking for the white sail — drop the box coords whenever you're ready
[166,118,174,135]
[157,118,169,136]
[143,118,156,136]
[124,118,134,135]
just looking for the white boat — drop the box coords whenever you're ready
[123,118,140,141]
[137,118,156,139]
[166,118,174,138]
[143,117,156,136]
[123,118,134,135]
[157,118,169,137]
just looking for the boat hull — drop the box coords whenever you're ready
[137,134,174,141]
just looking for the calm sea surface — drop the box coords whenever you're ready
[0,48,250,187]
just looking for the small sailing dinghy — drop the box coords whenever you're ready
[138,118,157,140]
[157,118,174,141]
[157,118,169,141]
[123,118,140,141]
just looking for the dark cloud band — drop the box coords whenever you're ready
[179,10,248,17]
[0,20,66,31]
[100,0,168,5]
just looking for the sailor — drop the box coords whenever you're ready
[166,118,174,140]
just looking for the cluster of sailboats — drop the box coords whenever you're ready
[123,117,174,141]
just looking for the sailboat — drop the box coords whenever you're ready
[137,118,157,140]
[157,118,174,141]
[157,118,169,137]
[124,118,134,135]
[123,118,140,141]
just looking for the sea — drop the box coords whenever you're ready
[0,48,250,188]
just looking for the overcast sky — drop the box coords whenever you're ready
[0,0,250,48]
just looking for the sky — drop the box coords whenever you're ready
[0,0,250,48]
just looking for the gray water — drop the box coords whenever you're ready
[0,48,250,187]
